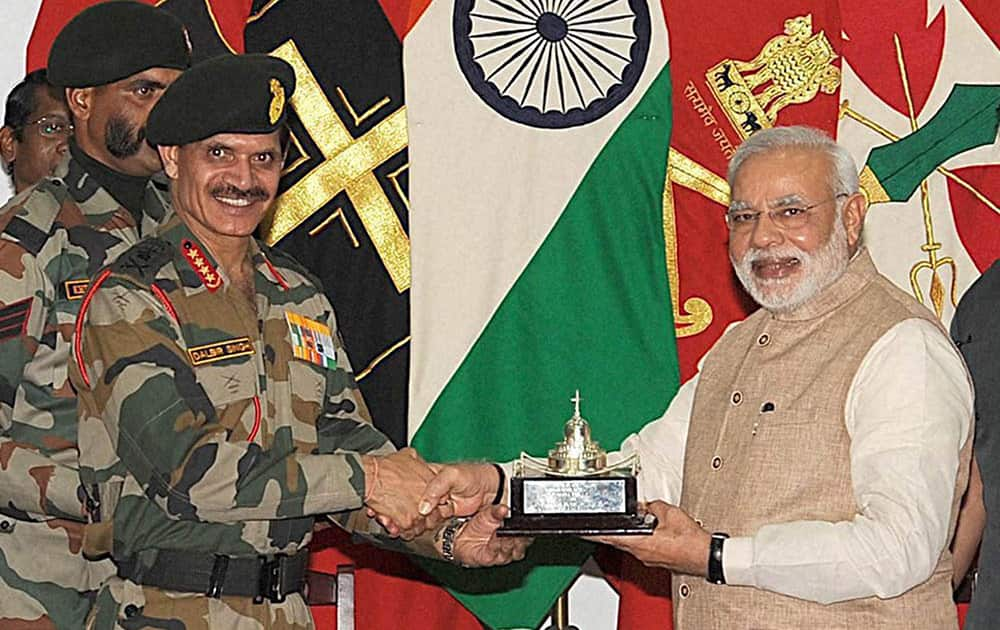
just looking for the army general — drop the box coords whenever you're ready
[70,53,524,629]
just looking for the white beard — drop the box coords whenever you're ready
[731,218,851,314]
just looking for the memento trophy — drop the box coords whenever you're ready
[498,391,656,536]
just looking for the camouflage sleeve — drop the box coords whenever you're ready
[73,274,377,524]
[329,509,442,559]
[314,308,395,458]
[0,237,85,521]
[310,307,445,557]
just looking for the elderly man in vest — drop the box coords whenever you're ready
[420,125,973,629]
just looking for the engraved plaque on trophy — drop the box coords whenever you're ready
[497,392,656,536]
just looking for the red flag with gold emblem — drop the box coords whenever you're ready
[838,0,1000,321]
[604,3,843,627]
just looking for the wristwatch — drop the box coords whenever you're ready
[441,517,471,564]
[707,532,729,585]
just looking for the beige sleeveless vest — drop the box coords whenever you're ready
[673,250,970,629]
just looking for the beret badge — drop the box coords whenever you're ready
[269,78,286,125]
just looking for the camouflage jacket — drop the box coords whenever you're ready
[0,154,169,524]
[71,213,396,559]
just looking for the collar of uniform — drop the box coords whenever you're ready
[54,144,167,238]
[250,242,291,291]
[156,213,228,292]
[68,140,150,222]
[140,172,173,236]
[770,247,877,322]
[154,215,289,293]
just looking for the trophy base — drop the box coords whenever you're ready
[497,512,657,536]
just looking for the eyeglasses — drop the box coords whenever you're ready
[22,115,74,139]
[725,194,847,234]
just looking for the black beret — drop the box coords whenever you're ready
[48,1,190,88]
[146,54,296,146]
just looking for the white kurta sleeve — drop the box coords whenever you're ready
[610,374,699,506]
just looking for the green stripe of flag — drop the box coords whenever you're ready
[412,63,680,629]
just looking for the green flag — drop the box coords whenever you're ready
[406,0,679,621]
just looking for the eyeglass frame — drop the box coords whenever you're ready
[19,115,75,139]
[725,193,849,233]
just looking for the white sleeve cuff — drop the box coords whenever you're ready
[721,535,755,587]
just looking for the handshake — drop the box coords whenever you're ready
[360,449,530,568]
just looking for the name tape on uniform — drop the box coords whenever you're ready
[64,279,90,300]
[188,337,255,366]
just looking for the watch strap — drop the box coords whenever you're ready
[707,532,729,585]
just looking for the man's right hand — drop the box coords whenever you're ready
[451,504,531,567]
[363,448,442,539]
[418,462,502,518]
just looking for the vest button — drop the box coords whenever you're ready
[678,583,690,598]
[123,604,140,618]
[731,391,742,405]
[711,456,723,470]
[757,333,770,346]
[761,401,775,413]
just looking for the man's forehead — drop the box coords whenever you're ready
[730,149,830,204]
[190,131,281,151]
[116,67,183,87]
[736,147,830,179]
[32,85,69,113]
[729,193,808,211]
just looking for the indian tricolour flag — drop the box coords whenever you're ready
[405,0,678,625]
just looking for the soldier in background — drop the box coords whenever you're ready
[71,52,524,629]
[0,3,189,627]
[0,69,71,195]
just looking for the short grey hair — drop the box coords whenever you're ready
[726,126,860,197]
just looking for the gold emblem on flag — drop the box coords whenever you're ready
[704,15,841,139]
[269,78,285,125]
[262,41,410,295]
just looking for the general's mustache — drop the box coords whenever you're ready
[210,184,269,202]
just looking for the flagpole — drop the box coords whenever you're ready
[543,592,579,630]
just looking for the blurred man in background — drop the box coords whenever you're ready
[0,68,71,195]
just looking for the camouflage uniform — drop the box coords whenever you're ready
[0,154,169,629]
[72,213,403,629]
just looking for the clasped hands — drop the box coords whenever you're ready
[363,453,711,574]
[361,451,530,567]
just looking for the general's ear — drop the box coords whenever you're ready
[157,145,181,179]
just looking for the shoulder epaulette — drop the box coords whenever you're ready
[111,237,174,284]
[2,217,49,256]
